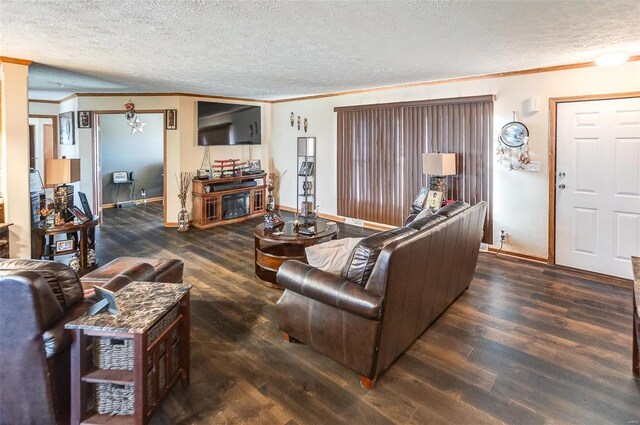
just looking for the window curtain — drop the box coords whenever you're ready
[336,95,494,243]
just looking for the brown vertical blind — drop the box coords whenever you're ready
[336,95,494,243]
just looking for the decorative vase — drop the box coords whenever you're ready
[69,254,80,273]
[177,208,189,232]
[87,249,97,267]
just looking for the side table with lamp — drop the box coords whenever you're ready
[421,152,457,209]
[45,157,81,224]
[32,216,99,274]
[34,157,99,274]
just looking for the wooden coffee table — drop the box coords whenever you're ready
[254,220,338,288]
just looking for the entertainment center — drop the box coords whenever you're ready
[191,173,266,228]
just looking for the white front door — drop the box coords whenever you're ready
[556,97,640,279]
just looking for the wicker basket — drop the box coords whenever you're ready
[94,306,178,371]
[95,338,135,370]
[93,306,180,416]
[96,383,134,415]
[96,370,154,415]
[149,306,179,342]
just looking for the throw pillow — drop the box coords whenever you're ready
[305,237,364,275]
[341,227,416,286]
[413,208,433,222]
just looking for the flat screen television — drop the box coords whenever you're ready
[197,101,261,146]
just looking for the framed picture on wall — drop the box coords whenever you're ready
[59,111,75,145]
[78,111,92,128]
[166,109,177,130]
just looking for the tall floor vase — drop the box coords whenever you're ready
[177,207,189,232]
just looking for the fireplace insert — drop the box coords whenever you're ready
[222,192,250,220]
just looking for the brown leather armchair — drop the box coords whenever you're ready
[276,202,487,388]
[0,257,183,425]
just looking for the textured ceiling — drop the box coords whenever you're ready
[1,0,639,100]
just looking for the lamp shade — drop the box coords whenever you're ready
[422,153,457,176]
[45,158,81,185]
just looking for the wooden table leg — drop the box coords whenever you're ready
[634,292,639,377]
[80,227,88,271]
[48,235,54,260]
[70,329,87,425]
[180,292,191,386]
[134,333,149,424]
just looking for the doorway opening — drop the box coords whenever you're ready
[28,114,58,186]
[94,111,166,224]
[549,92,640,279]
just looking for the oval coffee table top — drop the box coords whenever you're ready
[254,220,338,243]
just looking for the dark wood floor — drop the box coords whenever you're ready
[97,202,640,424]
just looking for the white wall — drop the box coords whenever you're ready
[100,113,164,204]
[28,117,53,176]
[270,61,640,259]
[1,62,31,257]
[29,102,58,116]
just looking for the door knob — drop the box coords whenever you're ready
[558,172,566,178]
[558,184,566,189]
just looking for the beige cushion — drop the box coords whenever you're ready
[306,238,363,275]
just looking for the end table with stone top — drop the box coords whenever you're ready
[65,282,191,425]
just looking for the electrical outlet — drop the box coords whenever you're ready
[500,230,508,243]
[345,217,364,227]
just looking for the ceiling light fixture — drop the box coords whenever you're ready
[595,52,629,67]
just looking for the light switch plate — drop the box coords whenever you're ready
[527,161,541,172]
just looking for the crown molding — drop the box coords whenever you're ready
[0,56,33,66]
[28,98,60,104]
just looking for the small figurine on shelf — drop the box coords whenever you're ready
[54,212,65,226]
[293,213,301,232]
[302,181,313,195]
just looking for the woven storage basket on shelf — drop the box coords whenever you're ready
[93,306,179,416]
[148,306,179,341]
[95,371,154,415]
[94,306,179,371]
[96,384,134,416]
[95,338,134,370]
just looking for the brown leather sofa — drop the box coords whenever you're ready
[275,201,487,388]
[0,257,183,425]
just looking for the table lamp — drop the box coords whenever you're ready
[45,157,80,223]
[422,153,457,200]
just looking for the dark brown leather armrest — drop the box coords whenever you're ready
[404,214,417,225]
[277,260,382,320]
